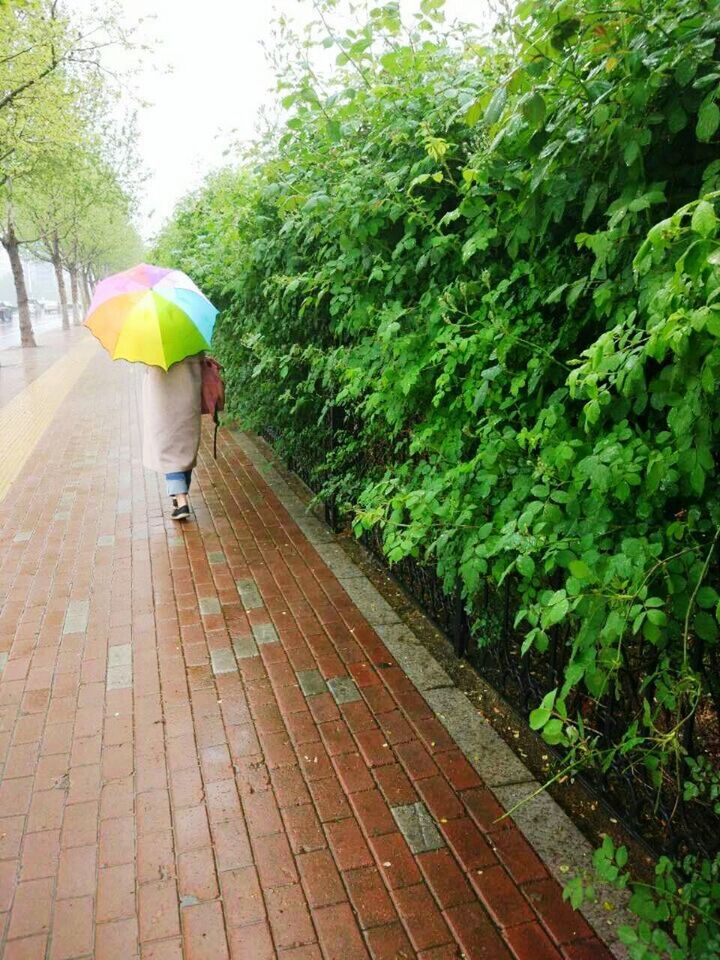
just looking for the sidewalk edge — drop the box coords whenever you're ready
[233,428,632,959]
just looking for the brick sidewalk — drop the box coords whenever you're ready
[0,344,614,960]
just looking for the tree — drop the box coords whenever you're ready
[0,0,139,343]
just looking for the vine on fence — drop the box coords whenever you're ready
[154,1,720,953]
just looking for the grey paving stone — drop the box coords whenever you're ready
[117,498,131,514]
[211,649,237,675]
[107,664,132,690]
[53,512,70,522]
[13,532,31,543]
[208,551,226,565]
[423,687,534,787]
[314,543,362,579]
[281,494,308,519]
[232,635,259,660]
[391,802,444,854]
[327,676,361,704]
[252,622,279,645]
[108,644,132,668]
[97,535,115,547]
[63,600,89,635]
[199,597,221,616]
[0,652,7,674]
[236,580,263,610]
[376,623,419,646]
[337,577,401,626]
[295,517,335,544]
[384,642,452,692]
[297,669,327,697]
[167,536,184,548]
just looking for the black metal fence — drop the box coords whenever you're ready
[260,419,720,861]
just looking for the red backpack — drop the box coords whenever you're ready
[200,356,225,458]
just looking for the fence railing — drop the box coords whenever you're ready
[259,419,720,861]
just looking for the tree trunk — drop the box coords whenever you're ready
[69,267,80,324]
[2,225,35,347]
[81,271,92,311]
[52,236,69,330]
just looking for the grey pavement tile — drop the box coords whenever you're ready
[208,551,226,565]
[232,635,259,660]
[107,664,132,690]
[297,669,327,697]
[252,622,279,645]
[13,532,31,543]
[117,498,132,515]
[314,543,362,579]
[167,536,184,548]
[0,652,7,675]
[199,597,221,616]
[337,577,401,627]
[53,512,70,522]
[63,600,89,635]
[211,649,237,675]
[327,676,361,704]
[376,623,419,646]
[384,642,452,692]
[108,644,132,668]
[236,580,263,610]
[423,687,535,788]
[391,802,444,854]
[97,535,115,547]
[295,518,335,544]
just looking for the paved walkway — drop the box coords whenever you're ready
[0,335,614,960]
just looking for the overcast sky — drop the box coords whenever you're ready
[77,0,494,240]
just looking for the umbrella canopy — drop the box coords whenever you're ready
[85,263,218,370]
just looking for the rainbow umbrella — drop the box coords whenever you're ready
[84,263,218,370]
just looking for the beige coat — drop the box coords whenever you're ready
[141,354,203,474]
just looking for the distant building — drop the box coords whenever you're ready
[0,250,61,304]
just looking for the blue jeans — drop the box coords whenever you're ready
[166,470,192,496]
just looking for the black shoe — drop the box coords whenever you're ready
[171,503,190,521]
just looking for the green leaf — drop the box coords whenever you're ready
[465,100,483,126]
[517,555,535,578]
[696,101,720,142]
[691,200,717,238]
[484,86,507,126]
[696,586,718,609]
[542,590,570,628]
[695,611,718,642]
[529,688,557,730]
[522,92,546,126]
[623,140,640,166]
[569,560,591,579]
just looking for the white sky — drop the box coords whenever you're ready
[74,0,494,240]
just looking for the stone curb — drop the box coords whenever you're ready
[233,429,632,957]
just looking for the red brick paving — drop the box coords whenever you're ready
[0,342,615,959]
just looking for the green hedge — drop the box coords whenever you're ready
[155,1,720,954]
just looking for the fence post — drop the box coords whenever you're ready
[452,584,468,658]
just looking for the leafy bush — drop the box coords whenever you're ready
[154,0,720,951]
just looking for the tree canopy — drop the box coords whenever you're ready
[0,0,143,342]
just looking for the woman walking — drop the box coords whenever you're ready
[141,352,203,520]
[83,263,218,521]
